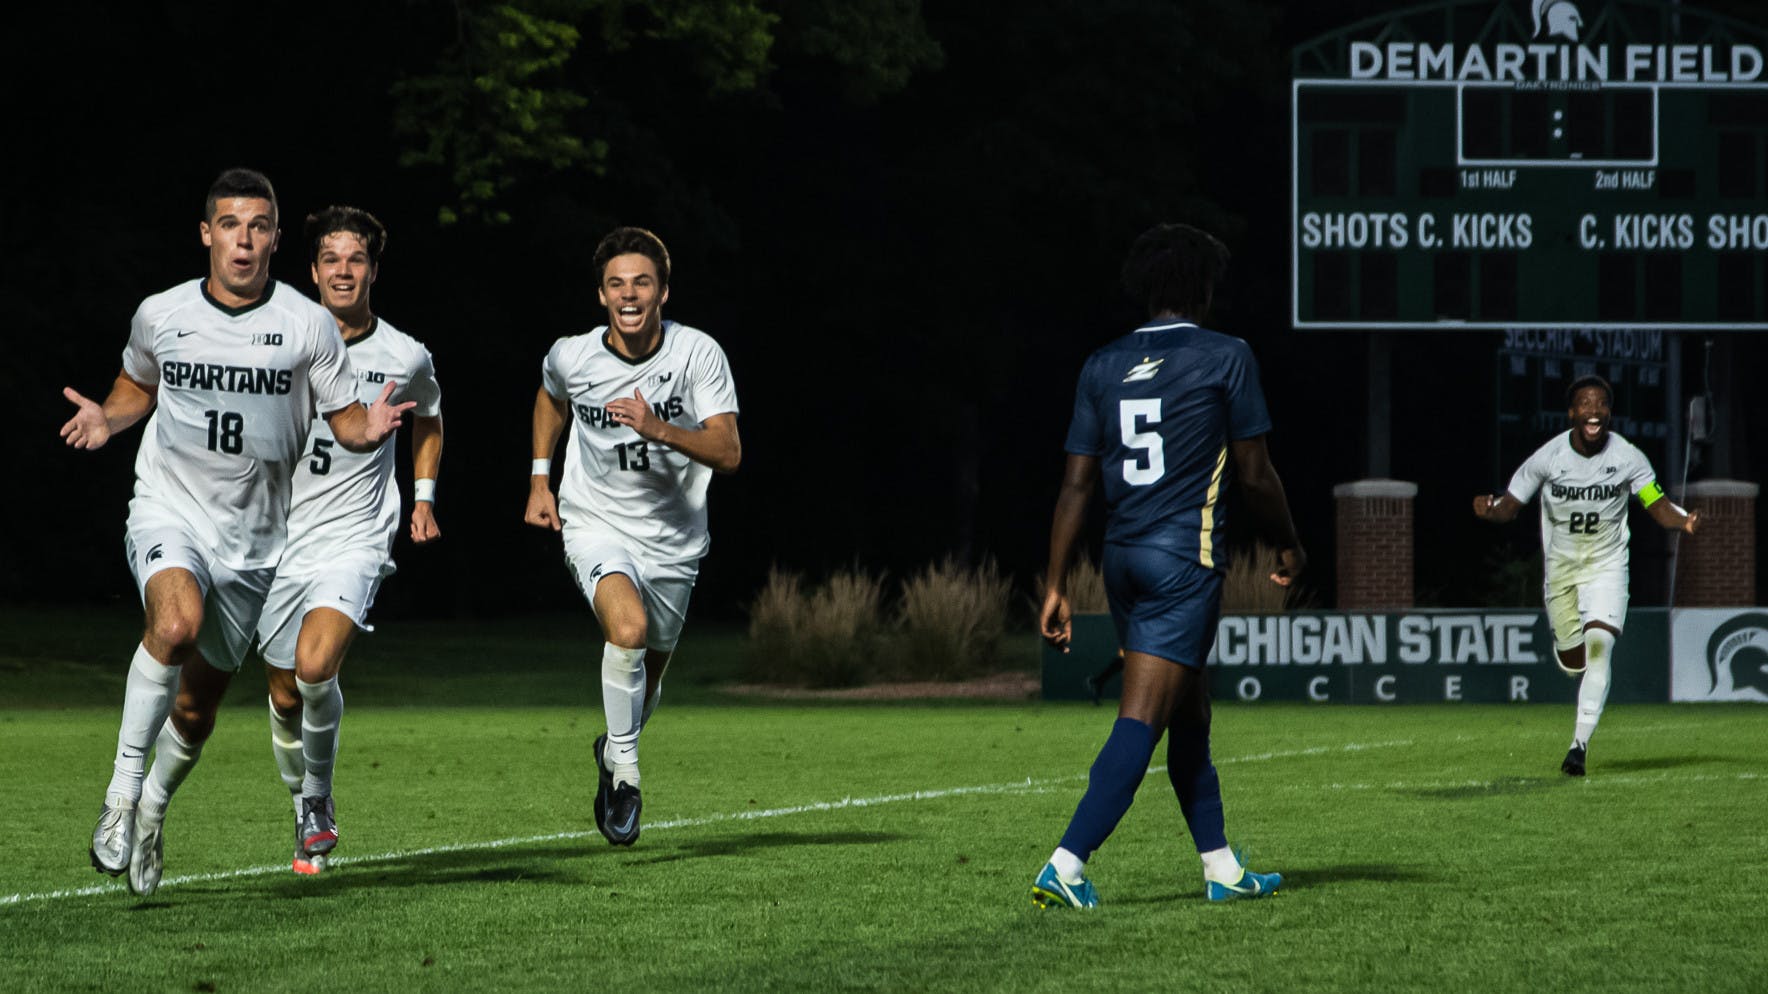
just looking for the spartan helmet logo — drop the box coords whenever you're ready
[1704,613,1768,700]
[1533,0,1584,42]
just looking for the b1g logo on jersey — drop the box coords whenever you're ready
[647,371,674,389]
[360,370,387,384]
[252,333,283,346]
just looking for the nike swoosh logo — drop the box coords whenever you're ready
[1218,876,1262,895]
[176,330,198,338]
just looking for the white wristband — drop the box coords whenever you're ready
[531,458,552,477]
[413,478,437,503]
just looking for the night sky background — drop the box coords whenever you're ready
[4,0,1765,626]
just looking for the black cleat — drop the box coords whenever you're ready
[603,782,642,846]
[1561,744,1587,777]
[592,734,613,838]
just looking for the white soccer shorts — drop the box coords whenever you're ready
[125,510,273,673]
[1542,568,1629,652]
[562,526,697,654]
[256,551,388,671]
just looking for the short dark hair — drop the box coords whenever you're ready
[1121,223,1229,319]
[1566,374,1614,407]
[204,168,277,222]
[305,206,389,266]
[592,227,670,287]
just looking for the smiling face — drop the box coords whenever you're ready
[1567,383,1612,453]
[201,197,279,304]
[597,252,668,340]
[311,231,377,318]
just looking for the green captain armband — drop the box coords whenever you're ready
[1639,481,1665,508]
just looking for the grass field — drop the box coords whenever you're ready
[2,607,1765,993]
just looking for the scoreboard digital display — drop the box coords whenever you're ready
[1293,0,1768,330]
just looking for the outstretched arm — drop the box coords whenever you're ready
[60,372,156,450]
[605,390,741,474]
[526,388,568,532]
[1230,436,1306,585]
[1040,453,1098,652]
[409,414,444,543]
[326,382,416,453]
[1472,492,1525,524]
[1646,495,1700,534]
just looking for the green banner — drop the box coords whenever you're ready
[1043,609,1670,704]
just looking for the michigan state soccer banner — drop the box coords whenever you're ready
[1043,610,1676,703]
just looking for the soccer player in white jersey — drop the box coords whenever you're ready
[59,169,413,897]
[1474,375,1698,776]
[257,206,444,875]
[525,227,740,846]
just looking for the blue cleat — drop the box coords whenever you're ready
[1206,867,1282,902]
[1031,861,1099,909]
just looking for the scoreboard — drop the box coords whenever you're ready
[1293,0,1768,330]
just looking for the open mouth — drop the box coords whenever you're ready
[1581,418,1604,438]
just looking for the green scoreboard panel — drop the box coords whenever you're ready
[1293,1,1768,330]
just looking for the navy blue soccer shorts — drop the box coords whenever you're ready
[1102,543,1223,669]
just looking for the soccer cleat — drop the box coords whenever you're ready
[298,795,338,857]
[603,782,642,846]
[1031,861,1099,909]
[1562,744,1587,777]
[291,815,327,875]
[127,810,164,897]
[89,796,135,876]
[1206,868,1282,902]
[592,733,613,838]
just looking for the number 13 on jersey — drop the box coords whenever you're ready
[1120,399,1163,485]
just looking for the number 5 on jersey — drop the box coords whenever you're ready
[1120,399,1163,485]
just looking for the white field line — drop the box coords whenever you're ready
[1,738,1409,907]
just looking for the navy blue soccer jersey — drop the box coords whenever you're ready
[1064,319,1272,570]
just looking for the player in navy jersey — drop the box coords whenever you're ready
[1032,223,1304,908]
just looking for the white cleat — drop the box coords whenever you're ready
[89,795,135,876]
[127,809,164,897]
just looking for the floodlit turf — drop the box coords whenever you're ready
[2,610,1765,993]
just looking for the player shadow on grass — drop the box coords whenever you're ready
[254,842,582,898]
[1110,863,1431,903]
[624,829,902,866]
[1591,754,1709,774]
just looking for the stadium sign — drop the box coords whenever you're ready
[1292,0,1768,329]
[1670,609,1768,701]
[1043,610,1671,703]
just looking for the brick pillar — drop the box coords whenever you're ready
[1674,480,1758,606]
[1334,479,1417,609]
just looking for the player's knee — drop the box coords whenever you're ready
[605,620,648,650]
[148,613,202,652]
[170,700,218,744]
[268,685,301,717]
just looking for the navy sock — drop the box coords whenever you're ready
[1058,717,1157,861]
[1166,721,1227,853]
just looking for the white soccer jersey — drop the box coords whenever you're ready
[280,317,442,573]
[1506,430,1658,580]
[123,279,357,570]
[542,321,739,567]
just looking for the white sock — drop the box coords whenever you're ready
[1201,846,1243,883]
[1573,629,1615,747]
[106,645,181,802]
[601,643,647,787]
[268,694,305,814]
[139,721,202,825]
[297,676,343,798]
[1050,846,1087,884]
[641,681,663,729]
